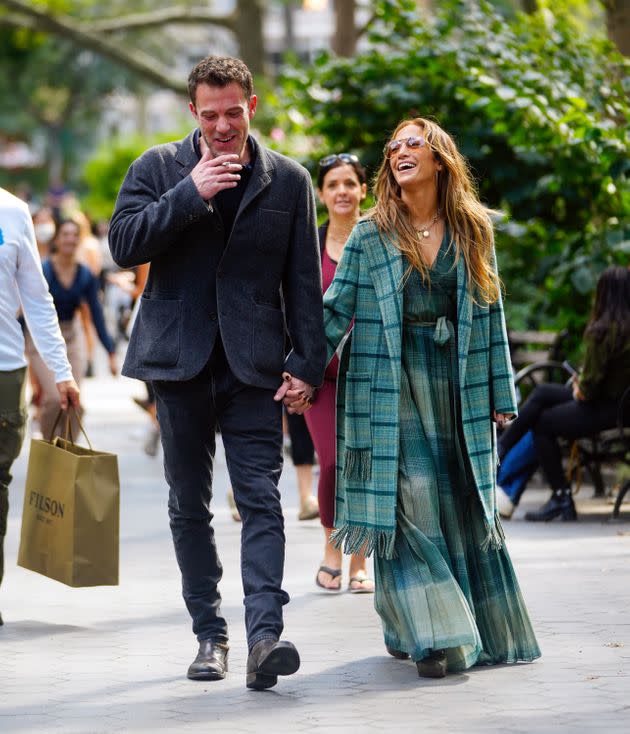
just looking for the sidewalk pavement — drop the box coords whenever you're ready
[1,371,629,733]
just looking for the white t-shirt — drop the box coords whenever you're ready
[0,188,73,382]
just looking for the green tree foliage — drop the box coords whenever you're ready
[280,0,629,337]
[0,25,128,187]
[81,132,185,220]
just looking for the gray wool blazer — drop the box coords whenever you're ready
[109,133,326,390]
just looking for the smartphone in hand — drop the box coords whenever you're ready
[562,360,578,377]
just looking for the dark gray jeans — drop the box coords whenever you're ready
[153,339,289,650]
[0,368,27,588]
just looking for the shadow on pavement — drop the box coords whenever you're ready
[0,619,87,638]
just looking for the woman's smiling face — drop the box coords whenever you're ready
[318,164,366,218]
[388,124,441,191]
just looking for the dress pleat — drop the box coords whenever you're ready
[374,235,541,670]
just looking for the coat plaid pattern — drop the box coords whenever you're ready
[323,220,517,559]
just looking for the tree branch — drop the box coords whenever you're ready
[81,7,236,35]
[0,12,36,31]
[0,0,191,92]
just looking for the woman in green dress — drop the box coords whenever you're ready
[322,118,541,678]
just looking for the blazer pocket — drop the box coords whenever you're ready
[136,296,182,367]
[256,208,291,252]
[343,372,372,481]
[251,303,286,374]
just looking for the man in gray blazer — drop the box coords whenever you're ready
[109,56,326,690]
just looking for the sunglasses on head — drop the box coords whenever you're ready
[319,153,359,168]
[384,135,426,158]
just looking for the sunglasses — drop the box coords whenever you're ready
[384,135,426,158]
[319,153,359,168]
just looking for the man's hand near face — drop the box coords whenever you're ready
[190,151,243,203]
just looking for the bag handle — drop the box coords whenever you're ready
[49,406,94,451]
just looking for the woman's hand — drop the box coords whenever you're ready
[274,372,314,415]
[571,375,585,401]
[493,410,515,428]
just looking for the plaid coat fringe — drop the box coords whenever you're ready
[323,220,517,559]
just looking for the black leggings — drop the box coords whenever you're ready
[499,384,618,490]
[286,412,315,466]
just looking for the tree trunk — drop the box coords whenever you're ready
[604,0,630,55]
[521,0,538,12]
[283,2,296,53]
[234,0,266,76]
[46,127,64,186]
[332,0,356,57]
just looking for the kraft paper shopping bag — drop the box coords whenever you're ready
[17,421,119,587]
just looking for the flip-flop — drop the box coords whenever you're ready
[315,565,342,593]
[348,575,375,594]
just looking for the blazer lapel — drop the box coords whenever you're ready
[234,136,272,222]
[456,257,473,383]
[175,131,200,178]
[362,228,403,385]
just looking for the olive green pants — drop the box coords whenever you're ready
[0,368,27,588]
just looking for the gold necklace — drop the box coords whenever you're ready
[415,211,440,239]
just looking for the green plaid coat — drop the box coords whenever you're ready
[323,220,517,559]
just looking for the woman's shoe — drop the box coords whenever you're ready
[348,573,375,594]
[416,650,447,678]
[143,425,160,457]
[227,489,241,522]
[315,565,342,593]
[496,485,515,519]
[386,645,409,660]
[298,495,319,521]
[525,488,577,522]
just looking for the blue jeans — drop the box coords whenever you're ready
[153,339,288,650]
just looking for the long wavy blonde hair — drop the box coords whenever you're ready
[369,117,501,305]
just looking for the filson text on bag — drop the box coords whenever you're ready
[29,491,65,520]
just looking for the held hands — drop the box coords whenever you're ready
[274,372,315,415]
[56,379,81,410]
[190,151,242,202]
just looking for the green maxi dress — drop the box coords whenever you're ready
[374,235,541,671]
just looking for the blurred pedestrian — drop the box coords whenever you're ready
[498,265,630,521]
[285,411,319,521]
[109,55,325,689]
[322,118,540,677]
[73,211,103,378]
[31,206,56,259]
[305,153,374,593]
[30,219,117,440]
[0,187,80,626]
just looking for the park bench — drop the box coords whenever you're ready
[508,328,569,374]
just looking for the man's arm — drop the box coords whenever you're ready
[15,212,80,408]
[281,170,327,389]
[109,147,242,268]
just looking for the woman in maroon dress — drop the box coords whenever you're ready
[306,154,374,593]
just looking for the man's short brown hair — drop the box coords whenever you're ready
[187,55,254,104]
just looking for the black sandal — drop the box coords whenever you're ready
[315,565,342,593]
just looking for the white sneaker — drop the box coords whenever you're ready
[496,486,515,519]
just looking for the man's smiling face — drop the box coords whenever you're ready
[189,81,257,163]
